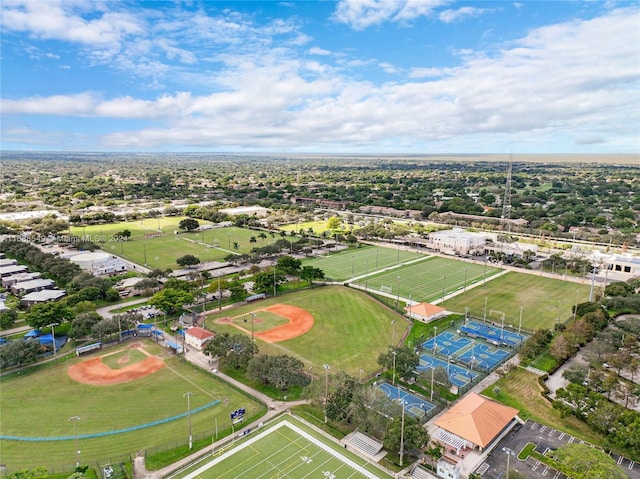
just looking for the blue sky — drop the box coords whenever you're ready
[1,0,638,154]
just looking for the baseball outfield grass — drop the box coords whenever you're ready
[0,340,265,470]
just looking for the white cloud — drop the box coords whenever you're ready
[309,46,331,56]
[332,0,448,29]
[2,5,638,152]
[439,7,486,24]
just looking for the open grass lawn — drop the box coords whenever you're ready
[70,219,282,270]
[0,340,265,470]
[483,368,606,447]
[352,256,501,304]
[279,220,329,235]
[443,272,592,331]
[204,286,409,376]
[303,245,424,282]
[177,416,393,479]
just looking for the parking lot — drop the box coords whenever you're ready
[475,420,639,479]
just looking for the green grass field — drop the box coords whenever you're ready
[204,286,409,376]
[351,256,501,304]
[303,245,425,282]
[280,220,329,234]
[70,218,282,270]
[0,341,265,470]
[178,416,393,479]
[443,272,592,331]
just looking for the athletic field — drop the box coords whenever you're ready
[303,245,425,282]
[351,256,501,304]
[204,285,409,377]
[0,340,264,470]
[178,417,393,479]
[442,272,593,330]
[70,218,281,270]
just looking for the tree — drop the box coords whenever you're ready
[0,309,18,330]
[378,346,419,381]
[0,339,42,368]
[326,372,360,422]
[178,218,200,231]
[253,268,286,293]
[228,280,247,301]
[383,415,429,463]
[300,265,325,282]
[549,334,575,361]
[68,311,102,339]
[26,301,74,329]
[327,216,341,230]
[204,333,256,370]
[246,354,310,391]
[148,288,194,314]
[276,255,302,275]
[176,254,201,268]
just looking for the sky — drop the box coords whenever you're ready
[1,0,639,154]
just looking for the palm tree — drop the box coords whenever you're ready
[233,242,239,250]
[250,236,257,244]
[258,232,267,243]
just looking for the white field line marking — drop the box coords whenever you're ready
[182,420,385,479]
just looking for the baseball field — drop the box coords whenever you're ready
[0,340,265,470]
[204,285,410,377]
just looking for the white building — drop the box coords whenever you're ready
[66,251,128,276]
[220,206,270,217]
[21,289,66,306]
[184,326,214,350]
[11,278,55,296]
[428,228,488,256]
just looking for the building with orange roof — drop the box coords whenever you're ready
[405,302,447,322]
[184,326,214,350]
[432,392,520,462]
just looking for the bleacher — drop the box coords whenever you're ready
[410,465,434,479]
[347,431,383,457]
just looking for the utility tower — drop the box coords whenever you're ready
[501,157,512,231]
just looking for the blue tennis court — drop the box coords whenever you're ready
[460,320,525,347]
[422,331,472,356]
[377,383,435,417]
[416,353,478,387]
[457,343,510,370]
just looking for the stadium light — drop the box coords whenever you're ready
[503,447,515,479]
[399,398,406,467]
[441,275,446,304]
[183,392,193,449]
[392,351,397,386]
[519,306,524,334]
[68,416,80,468]
[47,323,58,358]
[323,364,330,423]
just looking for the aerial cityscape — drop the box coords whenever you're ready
[1,2,639,479]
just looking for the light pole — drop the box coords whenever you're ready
[430,366,435,401]
[391,320,396,346]
[441,275,446,303]
[47,323,58,358]
[323,364,330,423]
[483,297,488,322]
[573,289,580,321]
[183,392,193,449]
[352,255,355,279]
[432,326,438,353]
[503,447,515,479]
[399,399,406,467]
[69,416,80,468]
[500,315,505,341]
[396,275,400,310]
[463,268,468,292]
[392,351,397,385]
[519,306,523,335]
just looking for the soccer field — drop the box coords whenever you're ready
[70,219,280,270]
[303,245,424,281]
[351,256,501,304]
[181,418,393,479]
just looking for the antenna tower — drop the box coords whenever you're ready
[501,157,512,231]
